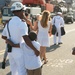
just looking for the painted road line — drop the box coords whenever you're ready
[0,52,4,55]
[66,29,75,33]
[46,59,73,68]
[0,50,5,53]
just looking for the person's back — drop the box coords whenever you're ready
[52,13,64,28]
[21,41,42,70]
[7,16,28,43]
[2,14,28,75]
[38,21,51,34]
[37,21,51,46]
[20,32,42,70]
[52,12,64,45]
[2,2,28,75]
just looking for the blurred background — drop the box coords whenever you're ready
[0,0,75,25]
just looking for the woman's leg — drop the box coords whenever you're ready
[40,46,47,64]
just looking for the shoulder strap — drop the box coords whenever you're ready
[7,22,11,37]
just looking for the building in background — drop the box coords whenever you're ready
[10,0,22,5]
[0,0,5,8]
[0,0,22,10]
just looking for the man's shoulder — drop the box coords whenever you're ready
[12,16,22,21]
[53,16,57,19]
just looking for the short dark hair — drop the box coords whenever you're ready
[25,12,29,17]
[12,9,25,13]
[28,32,37,41]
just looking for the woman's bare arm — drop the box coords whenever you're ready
[30,21,38,31]
[48,23,52,36]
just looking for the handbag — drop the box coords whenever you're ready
[52,25,56,35]
[72,47,75,55]
[7,22,12,52]
[57,27,65,36]
[52,18,56,35]
[61,27,65,36]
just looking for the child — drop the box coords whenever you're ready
[6,32,42,75]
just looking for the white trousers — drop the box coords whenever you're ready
[53,27,62,44]
[8,48,27,75]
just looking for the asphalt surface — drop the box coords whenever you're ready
[0,23,75,75]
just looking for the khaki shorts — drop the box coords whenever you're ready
[27,67,42,75]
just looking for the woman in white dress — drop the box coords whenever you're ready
[30,10,52,64]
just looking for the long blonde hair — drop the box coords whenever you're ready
[41,10,50,28]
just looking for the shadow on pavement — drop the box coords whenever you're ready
[46,44,60,52]
[7,72,11,75]
[0,59,10,69]
[0,29,3,32]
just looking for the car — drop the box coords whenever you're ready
[64,12,74,23]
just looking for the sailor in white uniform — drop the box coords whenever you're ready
[2,2,39,75]
[52,12,64,45]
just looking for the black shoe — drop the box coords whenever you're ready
[58,42,63,45]
[54,44,56,45]
[2,62,6,69]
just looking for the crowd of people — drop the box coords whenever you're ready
[1,2,65,75]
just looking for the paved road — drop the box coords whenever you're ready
[0,23,75,75]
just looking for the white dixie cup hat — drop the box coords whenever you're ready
[57,12,62,15]
[11,2,26,11]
